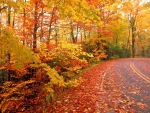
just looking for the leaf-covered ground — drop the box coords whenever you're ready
[48,58,150,113]
[50,61,111,113]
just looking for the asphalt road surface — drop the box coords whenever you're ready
[112,58,150,113]
[52,58,150,113]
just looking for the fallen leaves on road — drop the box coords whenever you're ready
[48,59,150,112]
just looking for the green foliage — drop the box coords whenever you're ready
[106,43,131,59]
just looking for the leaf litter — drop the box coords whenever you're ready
[48,59,150,113]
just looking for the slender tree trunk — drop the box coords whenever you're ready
[7,6,11,81]
[22,8,26,45]
[141,46,145,57]
[130,16,136,58]
[115,36,118,45]
[47,8,55,48]
[75,25,79,43]
[12,11,16,27]
[146,46,150,57]
[7,6,11,26]
[33,2,38,52]
[81,32,82,42]
[127,28,130,49]
[131,26,136,58]
[70,23,76,43]
[88,31,91,38]
[83,29,86,40]
[53,22,59,46]
[22,0,26,45]
[40,8,44,41]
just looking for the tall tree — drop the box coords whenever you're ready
[121,0,144,57]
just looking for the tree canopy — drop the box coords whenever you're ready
[0,0,150,112]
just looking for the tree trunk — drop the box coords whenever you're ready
[22,0,26,45]
[70,24,76,43]
[126,28,130,48]
[83,29,86,40]
[47,7,55,48]
[7,6,11,26]
[40,8,44,41]
[7,6,11,81]
[74,25,79,43]
[131,26,136,58]
[33,2,38,52]
[130,16,136,58]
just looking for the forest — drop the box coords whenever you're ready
[0,0,150,112]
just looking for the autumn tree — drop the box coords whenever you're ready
[121,0,148,57]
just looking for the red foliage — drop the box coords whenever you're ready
[97,28,116,37]
[69,59,90,68]
[86,0,101,6]
[54,66,61,73]
[76,21,93,30]
[47,43,57,50]
[30,0,46,8]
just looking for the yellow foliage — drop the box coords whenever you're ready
[85,33,107,60]
[39,63,65,86]
[0,27,40,69]
[65,77,82,88]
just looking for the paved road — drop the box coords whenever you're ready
[113,58,150,112]
[51,58,150,112]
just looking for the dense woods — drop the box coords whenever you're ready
[0,0,150,112]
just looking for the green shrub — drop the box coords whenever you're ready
[106,44,131,59]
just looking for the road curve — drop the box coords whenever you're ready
[113,58,150,112]
[51,58,150,112]
[130,63,150,84]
